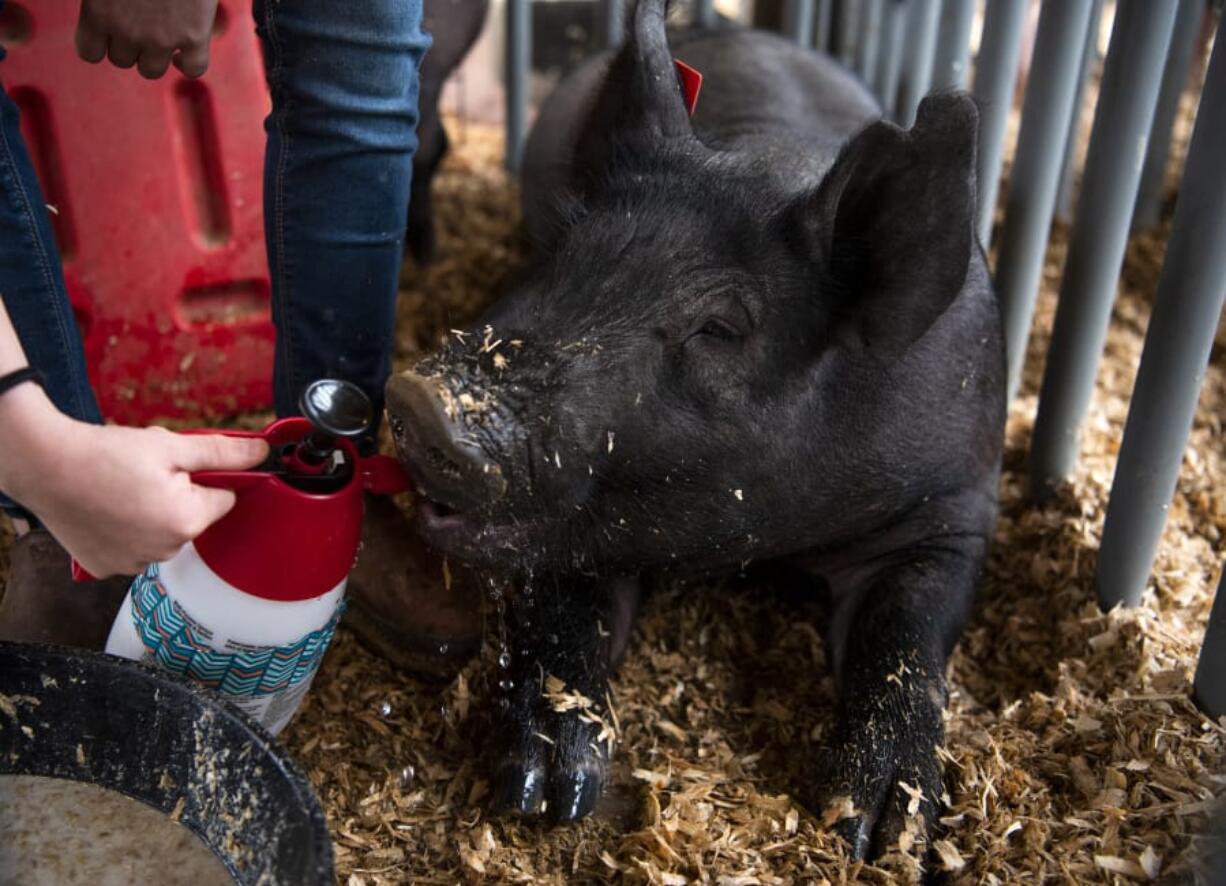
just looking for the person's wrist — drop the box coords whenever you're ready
[0,385,78,507]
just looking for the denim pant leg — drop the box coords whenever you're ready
[0,67,103,521]
[254,0,430,452]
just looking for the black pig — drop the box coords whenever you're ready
[407,0,489,263]
[386,0,1005,860]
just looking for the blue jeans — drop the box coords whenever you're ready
[0,29,102,430]
[0,0,428,520]
[254,0,429,447]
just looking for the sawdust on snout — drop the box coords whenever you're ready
[417,329,507,432]
[2,94,1224,884]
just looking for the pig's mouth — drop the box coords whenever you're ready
[411,486,553,569]
[416,496,464,529]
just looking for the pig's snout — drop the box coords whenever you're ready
[386,371,507,513]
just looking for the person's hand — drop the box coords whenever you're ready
[75,0,220,79]
[1,392,267,578]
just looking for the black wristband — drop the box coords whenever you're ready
[0,367,45,397]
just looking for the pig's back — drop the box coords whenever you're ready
[679,29,880,173]
[521,28,881,238]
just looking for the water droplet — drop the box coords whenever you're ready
[399,765,415,788]
[379,701,393,717]
[438,643,449,655]
[499,678,515,692]
[498,651,512,669]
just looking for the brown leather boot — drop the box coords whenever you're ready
[344,495,483,679]
[0,529,131,650]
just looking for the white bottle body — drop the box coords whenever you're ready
[105,542,345,735]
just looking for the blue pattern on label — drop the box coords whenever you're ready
[129,563,343,698]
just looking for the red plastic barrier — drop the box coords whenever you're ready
[0,0,273,423]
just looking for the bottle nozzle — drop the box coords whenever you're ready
[295,379,374,468]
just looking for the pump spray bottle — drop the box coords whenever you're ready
[102,379,408,735]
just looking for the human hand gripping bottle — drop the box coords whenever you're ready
[102,380,409,734]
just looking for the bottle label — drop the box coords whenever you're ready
[129,563,342,705]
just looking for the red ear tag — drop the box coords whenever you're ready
[674,59,702,116]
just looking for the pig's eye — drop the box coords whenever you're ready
[693,317,744,343]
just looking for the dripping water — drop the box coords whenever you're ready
[488,574,513,694]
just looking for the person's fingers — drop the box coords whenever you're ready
[173,42,211,79]
[64,547,141,580]
[74,16,108,64]
[174,433,269,473]
[106,37,140,69]
[185,486,239,536]
[137,49,175,80]
[119,557,148,576]
[72,555,116,581]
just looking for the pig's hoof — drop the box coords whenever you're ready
[546,764,604,822]
[829,813,873,860]
[491,762,546,816]
[815,738,944,862]
[490,697,609,823]
[491,757,605,823]
[491,739,607,823]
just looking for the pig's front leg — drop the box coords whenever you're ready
[491,574,640,822]
[816,547,983,861]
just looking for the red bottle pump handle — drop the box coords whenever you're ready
[360,454,412,495]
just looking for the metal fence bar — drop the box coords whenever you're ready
[785,0,818,46]
[815,0,834,52]
[894,0,943,128]
[1132,0,1205,231]
[855,0,883,84]
[835,0,862,68]
[600,0,625,49]
[694,0,718,29]
[930,0,976,92]
[504,0,531,172]
[1054,0,1104,222]
[874,0,906,115]
[972,0,1028,246]
[994,0,1096,399]
[1096,21,1226,610]
[1029,0,1179,497]
[1194,567,1226,717]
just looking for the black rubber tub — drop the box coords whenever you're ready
[0,641,334,885]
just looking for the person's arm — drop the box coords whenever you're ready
[75,0,220,80]
[0,300,267,578]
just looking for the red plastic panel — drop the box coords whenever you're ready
[0,0,273,422]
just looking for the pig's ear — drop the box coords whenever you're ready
[804,93,978,355]
[570,0,698,186]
